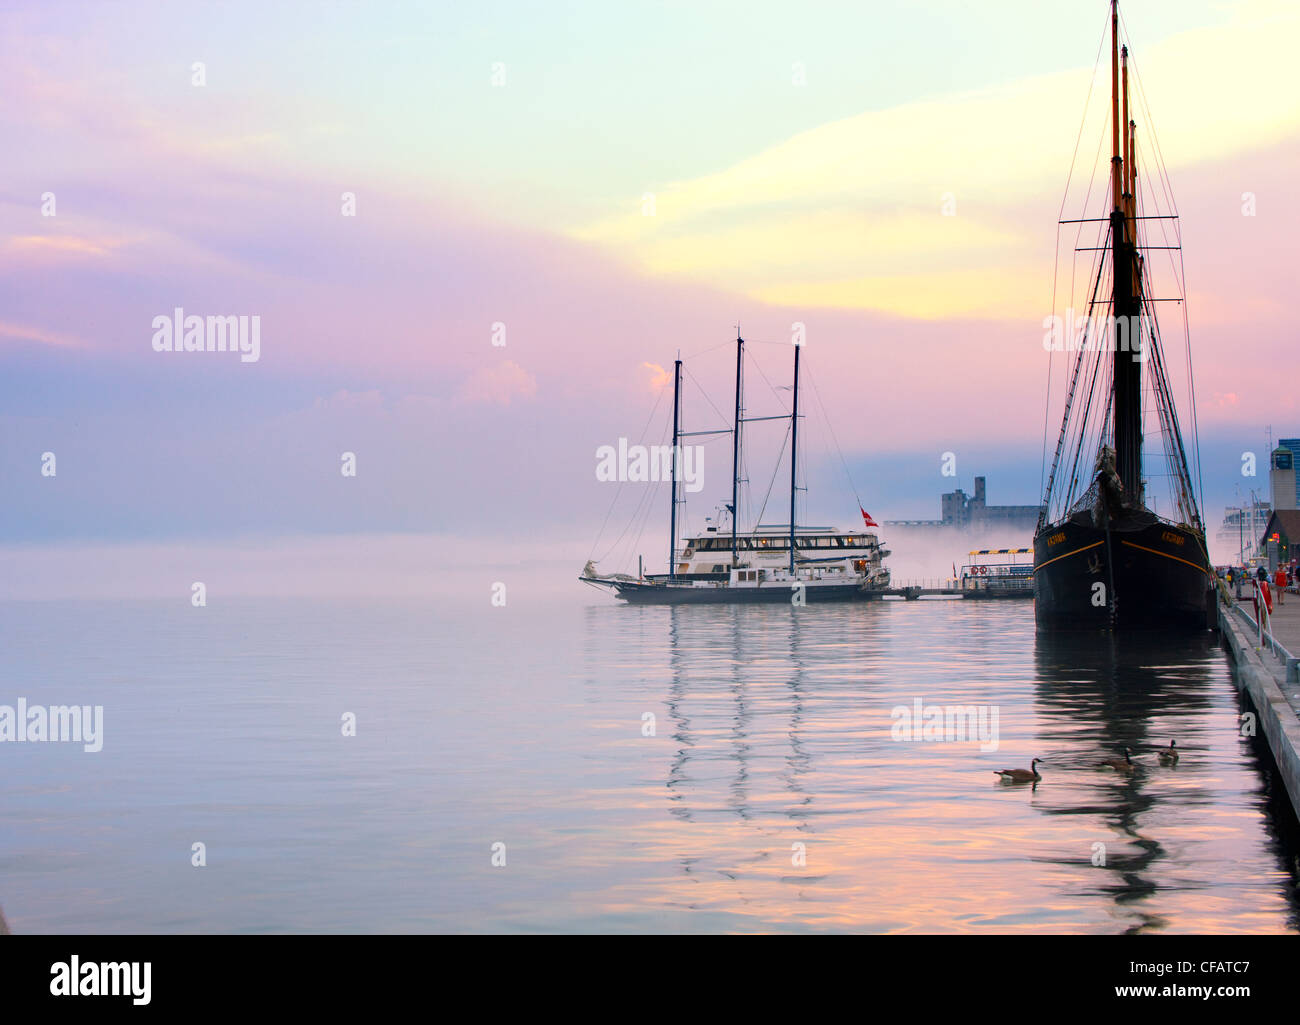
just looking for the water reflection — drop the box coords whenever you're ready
[665,606,809,828]
[1031,631,1228,933]
[784,611,813,832]
[610,602,1300,931]
[727,607,751,821]
[665,609,691,823]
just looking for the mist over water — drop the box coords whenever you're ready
[879,525,1036,581]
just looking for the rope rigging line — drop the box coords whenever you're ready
[683,365,731,430]
[1121,18,1205,516]
[805,362,866,511]
[588,381,666,561]
[752,422,791,533]
[1043,6,1114,504]
[592,404,671,568]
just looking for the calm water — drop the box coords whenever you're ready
[1,595,1297,933]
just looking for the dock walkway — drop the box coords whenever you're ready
[1219,590,1300,822]
[1261,592,1300,654]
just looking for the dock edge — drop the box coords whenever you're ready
[1219,600,1300,823]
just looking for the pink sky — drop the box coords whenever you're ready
[1,0,1296,579]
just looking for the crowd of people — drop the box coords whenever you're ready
[1224,561,1297,609]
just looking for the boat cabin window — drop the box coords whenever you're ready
[691,535,881,552]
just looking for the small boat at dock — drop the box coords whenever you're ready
[958,549,1034,598]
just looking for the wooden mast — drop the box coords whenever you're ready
[1110,1,1143,501]
[1110,2,1122,212]
[1122,45,1140,297]
[1128,117,1142,299]
[1122,45,1131,216]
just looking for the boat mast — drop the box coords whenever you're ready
[669,357,681,581]
[1110,1,1143,501]
[1123,48,1134,234]
[789,339,800,573]
[730,330,744,567]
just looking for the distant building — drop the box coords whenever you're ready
[1279,439,1300,507]
[886,475,1039,533]
[1217,499,1271,564]
[1273,443,1298,511]
[1260,509,1300,570]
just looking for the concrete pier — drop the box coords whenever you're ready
[1219,592,1300,822]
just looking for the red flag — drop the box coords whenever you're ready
[860,506,878,528]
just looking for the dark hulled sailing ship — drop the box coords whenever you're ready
[1034,1,1213,629]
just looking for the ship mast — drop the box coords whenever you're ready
[789,339,800,573]
[1110,0,1143,501]
[668,357,682,580]
[730,330,744,567]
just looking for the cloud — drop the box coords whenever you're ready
[312,389,387,412]
[642,362,672,390]
[456,360,537,405]
[0,318,84,348]
[571,0,1300,319]
[6,234,120,260]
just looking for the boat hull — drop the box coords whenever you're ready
[1033,514,1212,630]
[605,580,885,605]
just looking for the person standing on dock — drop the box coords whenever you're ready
[1255,565,1273,617]
[1276,565,1289,606]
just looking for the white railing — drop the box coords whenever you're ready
[890,577,1033,592]
[1229,588,1300,683]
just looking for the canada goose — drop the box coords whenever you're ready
[1098,746,1135,771]
[1157,740,1179,765]
[994,758,1042,783]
